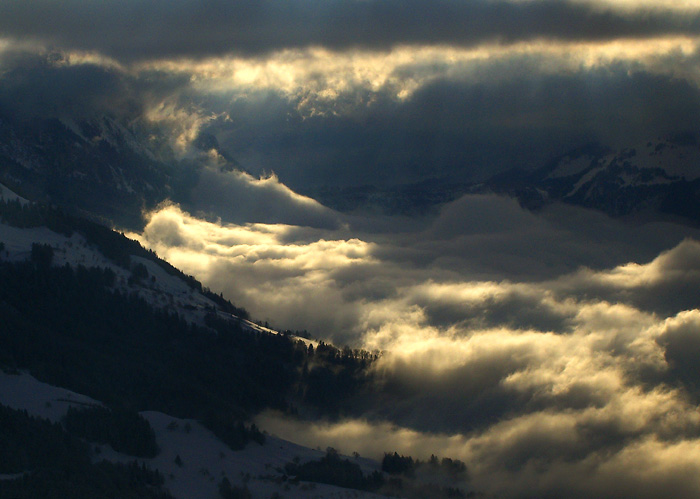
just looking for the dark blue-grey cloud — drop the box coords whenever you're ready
[1,0,699,60]
[4,45,700,210]
[211,63,700,187]
[0,51,189,122]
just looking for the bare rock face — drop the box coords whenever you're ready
[487,136,700,224]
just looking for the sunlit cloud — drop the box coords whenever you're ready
[255,299,700,497]
[136,37,700,105]
[143,99,218,156]
[124,173,700,498]
[5,1,700,496]
[571,239,700,289]
[575,0,700,14]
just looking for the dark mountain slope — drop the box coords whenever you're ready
[0,114,178,228]
[0,199,377,451]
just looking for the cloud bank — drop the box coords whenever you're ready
[130,193,700,497]
[134,196,700,337]
[4,19,700,187]
[2,1,699,61]
[186,168,341,228]
[5,4,700,495]
[3,0,700,494]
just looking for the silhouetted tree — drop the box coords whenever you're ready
[382,452,415,476]
[31,243,53,268]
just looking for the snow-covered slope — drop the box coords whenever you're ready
[0,183,28,205]
[0,371,385,499]
[0,180,313,335]
[0,220,221,325]
[0,371,100,423]
[488,137,700,222]
[1,197,375,498]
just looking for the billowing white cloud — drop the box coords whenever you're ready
[131,187,700,497]
[133,193,700,336]
[254,302,700,497]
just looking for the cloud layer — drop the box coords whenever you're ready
[130,193,700,497]
[2,1,699,61]
[4,18,700,187]
[134,195,700,337]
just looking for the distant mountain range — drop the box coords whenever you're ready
[316,135,700,224]
[1,111,699,227]
[486,133,700,223]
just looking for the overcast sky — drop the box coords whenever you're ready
[4,1,700,185]
[2,0,700,59]
[4,2,700,497]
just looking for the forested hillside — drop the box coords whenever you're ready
[0,198,387,497]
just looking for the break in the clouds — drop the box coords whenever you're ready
[2,0,700,61]
[132,196,700,497]
[202,54,700,187]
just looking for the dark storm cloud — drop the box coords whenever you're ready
[1,0,699,60]
[0,52,135,120]
[213,63,700,186]
[0,50,190,122]
[4,40,700,190]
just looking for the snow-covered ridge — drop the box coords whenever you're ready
[0,215,383,498]
[486,137,700,223]
[0,114,175,227]
[60,115,159,161]
[0,183,320,341]
[0,183,29,205]
[546,138,700,188]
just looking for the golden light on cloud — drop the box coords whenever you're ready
[134,36,700,104]
[127,195,700,497]
[569,239,700,289]
[143,100,217,156]
[576,0,700,13]
[5,0,700,495]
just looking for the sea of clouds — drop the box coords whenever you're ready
[131,170,700,498]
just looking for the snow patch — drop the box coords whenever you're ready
[568,164,605,196]
[546,155,595,179]
[0,371,387,499]
[127,255,221,325]
[101,412,388,499]
[0,183,29,205]
[0,371,100,422]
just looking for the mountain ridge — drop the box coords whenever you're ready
[0,185,474,498]
[2,111,700,227]
[486,134,700,223]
